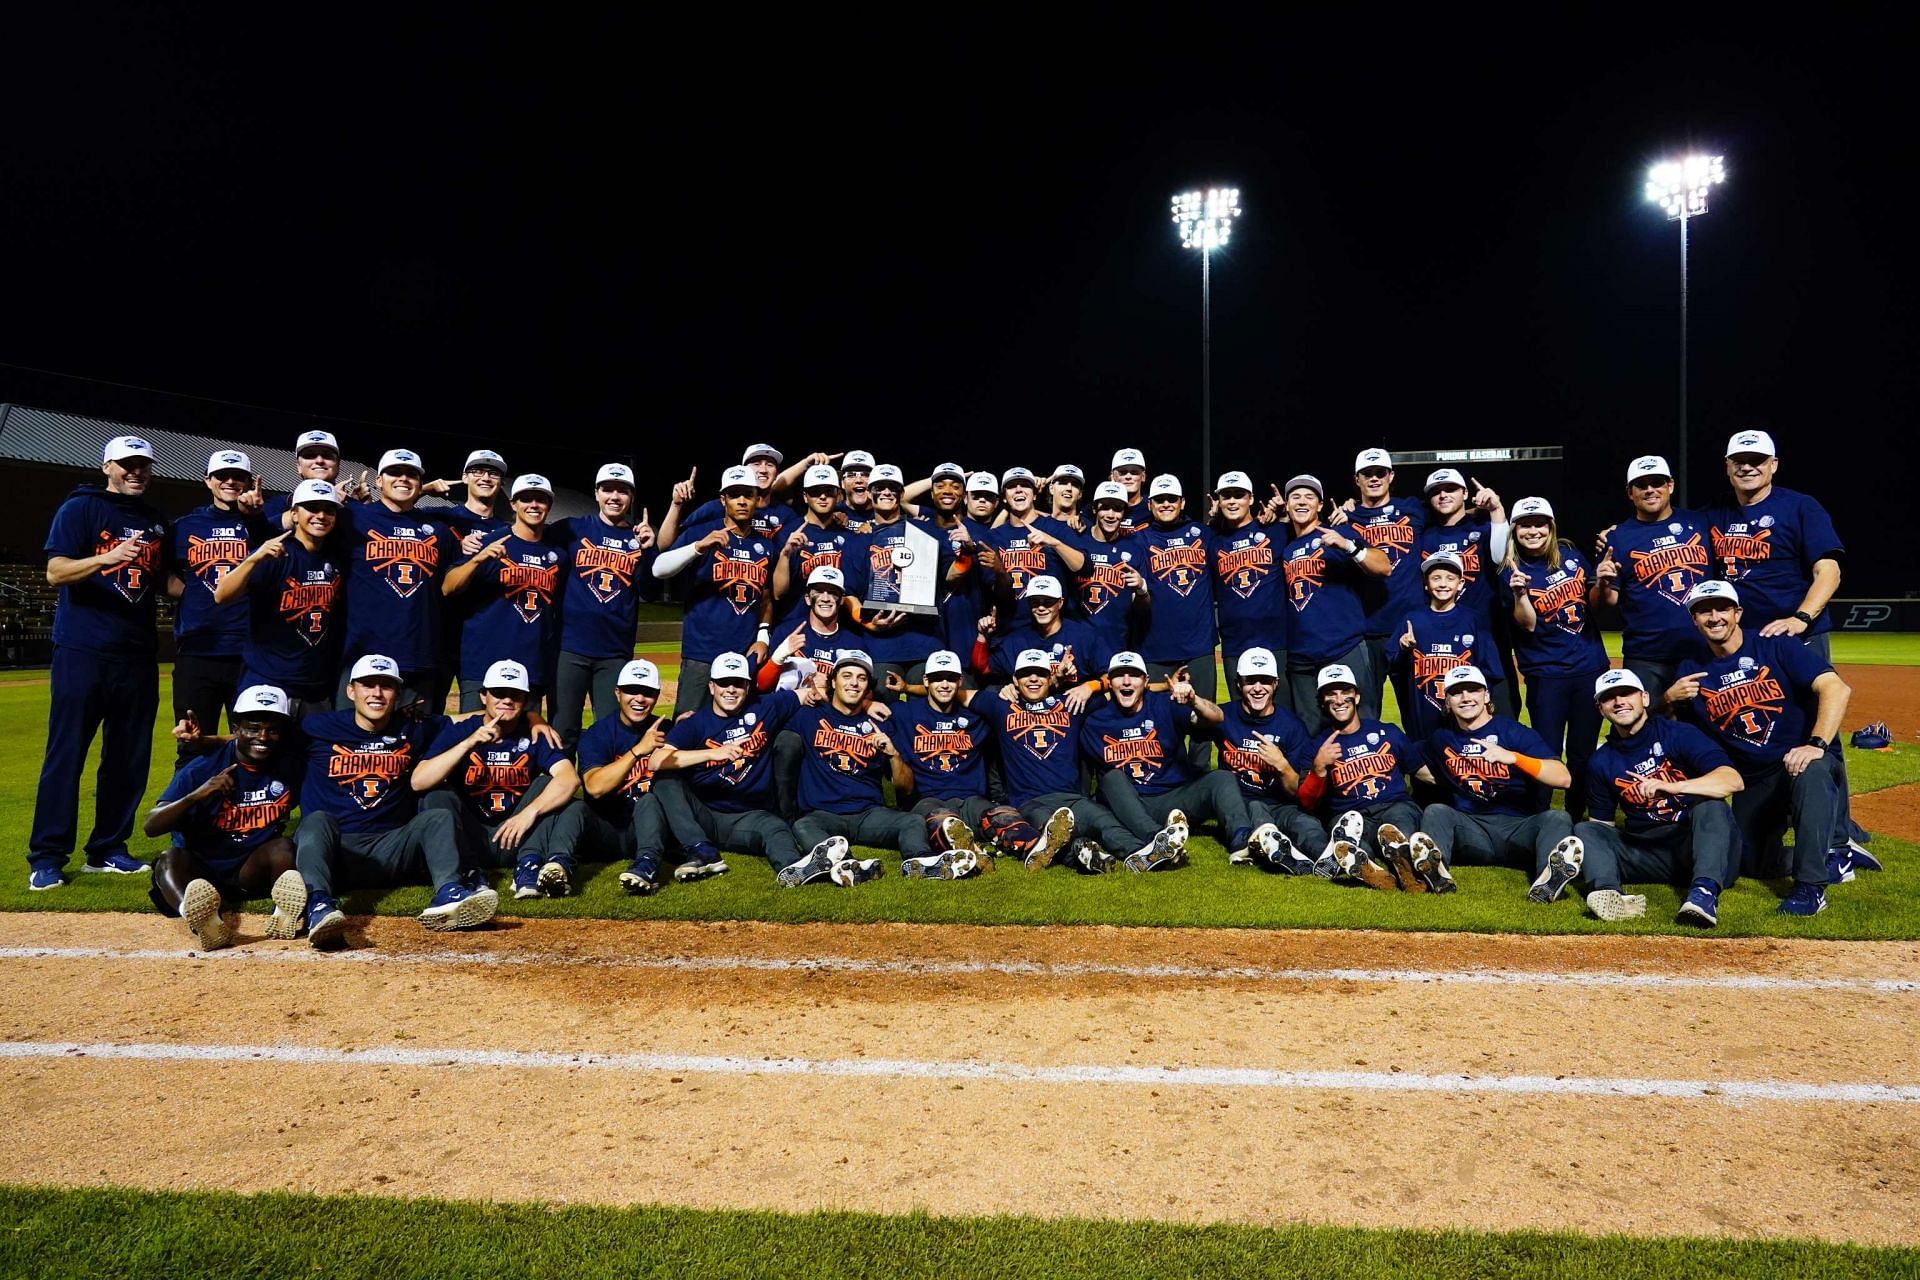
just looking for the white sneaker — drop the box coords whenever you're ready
[180,879,234,952]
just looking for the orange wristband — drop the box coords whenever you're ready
[1511,752,1544,779]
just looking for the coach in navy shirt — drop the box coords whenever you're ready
[1595,455,1714,703]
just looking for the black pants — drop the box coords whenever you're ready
[1733,757,1836,885]
[173,653,244,762]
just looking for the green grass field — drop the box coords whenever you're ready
[3,1187,1913,1280]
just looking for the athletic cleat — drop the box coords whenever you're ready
[1123,831,1183,873]
[80,852,149,875]
[306,892,347,948]
[1676,879,1720,927]
[27,867,64,891]
[1066,840,1115,874]
[1164,808,1189,854]
[939,816,980,853]
[673,845,730,882]
[1246,822,1280,862]
[1308,849,1339,879]
[1026,807,1075,870]
[417,875,499,931]
[830,857,884,887]
[1403,830,1457,894]
[1777,882,1828,917]
[1825,849,1855,884]
[1264,828,1317,876]
[1846,841,1884,873]
[512,854,543,900]
[903,848,978,880]
[536,860,572,897]
[180,878,235,951]
[777,841,840,888]
[618,856,663,895]
[264,870,307,939]
[1381,831,1426,893]
[1330,810,1365,852]
[1227,845,1254,866]
[1527,837,1585,904]
[1585,888,1649,922]
[1333,841,1398,891]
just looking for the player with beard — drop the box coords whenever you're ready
[1209,470,1289,707]
[1277,475,1388,733]
[1075,481,1149,661]
[652,466,777,715]
[142,684,302,950]
[1209,648,1340,876]
[574,659,677,896]
[549,463,656,751]
[1593,456,1714,704]
[167,449,263,762]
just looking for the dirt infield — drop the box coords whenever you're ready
[1839,664,1919,740]
[2,913,1916,1245]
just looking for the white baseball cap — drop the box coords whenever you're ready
[1593,668,1646,700]
[1111,448,1146,470]
[1424,468,1466,493]
[206,450,253,476]
[924,650,964,677]
[1090,481,1129,507]
[1001,466,1037,488]
[802,464,840,490]
[616,659,662,690]
[1316,663,1358,691]
[595,463,635,489]
[349,654,402,684]
[232,684,292,718]
[1051,463,1085,484]
[103,436,154,464]
[1354,448,1394,472]
[1441,664,1489,694]
[966,471,1000,494]
[378,448,424,475]
[1236,647,1279,679]
[1014,648,1054,675]
[294,429,339,455]
[1627,455,1672,483]
[464,449,507,472]
[1422,550,1465,577]
[1726,429,1776,458]
[1283,474,1323,500]
[1686,580,1740,609]
[870,464,905,487]
[842,450,876,471]
[931,462,966,482]
[719,465,757,492]
[1148,474,1183,498]
[290,479,342,508]
[1023,574,1063,600]
[806,565,847,592]
[1107,650,1148,674]
[482,659,532,692]
[831,648,874,675]
[742,443,783,465]
[510,474,554,499]
[710,652,752,681]
[1511,496,1554,521]
[1215,470,1253,494]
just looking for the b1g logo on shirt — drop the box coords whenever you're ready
[94,526,163,602]
[186,529,250,593]
[211,779,294,840]
[912,723,977,773]
[464,748,534,815]
[1699,666,1787,747]
[1004,703,1072,760]
[1628,531,1709,606]
[279,572,342,646]
[501,555,560,624]
[1149,538,1207,598]
[366,526,441,600]
[1220,737,1278,788]
[326,742,414,809]
[1215,537,1273,600]
[576,539,639,605]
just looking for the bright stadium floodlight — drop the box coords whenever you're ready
[1643,153,1728,504]
[1170,187,1242,486]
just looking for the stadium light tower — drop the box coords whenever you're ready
[1172,187,1241,488]
[1644,153,1726,506]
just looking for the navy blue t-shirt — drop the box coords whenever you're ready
[1320,720,1416,816]
[1138,521,1216,661]
[886,696,990,799]
[1212,701,1315,802]
[1348,500,1426,638]
[1211,520,1288,657]
[455,532,567,682]
[155,740,302,873]
[577,712,666,824]
[664,688,801,812]
[1674,630,1832,768]
[1075,532,1144,655]
[979,691,1084,806]
[1397,602,1504,741]
[1708,488,1844,637]
[242,537,347,694]
[1588,718,1735,836]
[1280,526,1370,666]
[1603,510,1714,663]
[43,485,169,655]
[171,504,257,658]
[980,515,1079,598]
[427,715,571,822]
[555,514,651,660]
[988,616,1105,684]
[339,503,458,673]
[1503,545,1609,680]
[1423,715,1557,817]
[678,527,779,664]
[1080,691,1196,796]
[793,703,892,814]
[1416,517,1496,616]
[298,709,450,834]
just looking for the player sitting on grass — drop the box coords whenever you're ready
[142,684,302,951]
[574,659,676,896]
[1411,664,1585,904]
[287,654,497,947]
[413,659,583,901]
[1574,669,1743,926]
[883,649,1000,870]
[1209,648,1340,875]
[1292,663,1439,891]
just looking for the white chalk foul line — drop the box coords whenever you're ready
[1,944,1915,995]
[1,1039,1915,1105]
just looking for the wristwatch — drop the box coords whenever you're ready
[1792,610,1817,625]
[1806,736,1830,750]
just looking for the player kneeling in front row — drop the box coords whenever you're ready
[414,660,583,901]
[1296,664,1443,891]
[574,659,676,895]
[1083,652,1240,871]
[1575,669,1743,925]
[1414,664,1585,904]
[290,654,496,946]
[143,684,302,950]
[885,649,999,873]
[1211,648,1346,876]
[780,649,960,886]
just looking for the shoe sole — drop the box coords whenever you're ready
[1355,857,1400,892]
[263,870,307,940]
[1333,811,1365,848]
[1027,808,1074,871]
[777,856,835,888]
[939,817,979,854]
[1400,830,1457,894]
[308,909,348,949]
[181,879,234,951]
[27,876,63,891]
[1676,901,1718,927]
[537,862,571,897]
[1527,840,1584,904]
[619,871,661,896]
[418,887,499,932]
[1381,839,1426,893]
[904,850,971,881]
[1586,889,1648,922]
[78,861,149,874]
[674,859,730,882]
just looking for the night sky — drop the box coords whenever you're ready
[4,12,1912,592]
